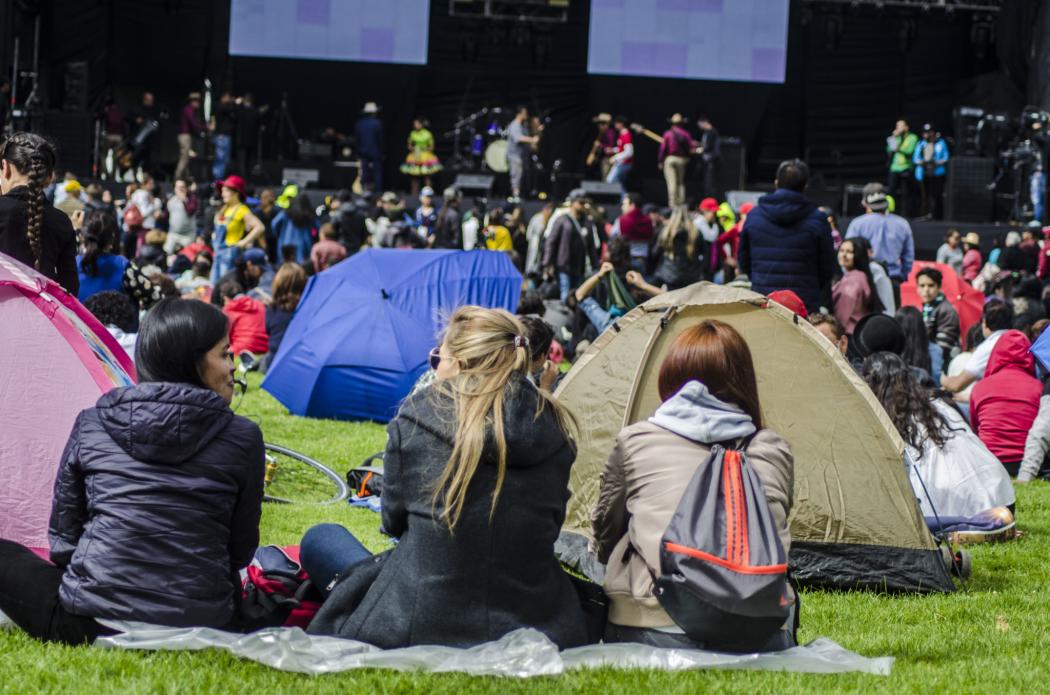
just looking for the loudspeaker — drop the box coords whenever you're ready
[453,174,495,195]
[716,138,746,197]
[579,179,622,202]
[946,156,994,222]
[43,111,93,175]
[62,61,88,113]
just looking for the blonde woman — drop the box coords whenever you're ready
[651,206,703,289]
[304,306,590,648]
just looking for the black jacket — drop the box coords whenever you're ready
[309,377,589,649]
[49,382,265,627]
[0,185,79,295]
[542,211,599,278]
[737,188,836,313]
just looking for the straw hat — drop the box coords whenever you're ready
[962,232,981,246]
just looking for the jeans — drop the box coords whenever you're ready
[0,539,114,645]
[212,244,240,284]
[212,134,231,180]
[607,162,632,192]
[558,272,581,303]
[1031,170,1046,222]
[508,155,525,196]
[300,523,374,595]
[360,155,382,192]
[580,297,614,333]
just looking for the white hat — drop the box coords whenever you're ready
[420,186,435,197]
[362,102,379,114]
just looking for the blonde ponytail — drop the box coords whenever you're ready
[430,306,577,530]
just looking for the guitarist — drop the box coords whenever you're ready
[607,115,634,193]
[696,114,721,198]
[586,113,617,180]
[658,113,697,207]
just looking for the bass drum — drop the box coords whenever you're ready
[484,139,509,173]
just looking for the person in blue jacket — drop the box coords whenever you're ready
[354,102,385,193]
[913,124,950,220]
[272,193,316,265]
[0,298,265,645]
[737,159,837,314]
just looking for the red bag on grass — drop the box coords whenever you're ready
[241,545,322,629]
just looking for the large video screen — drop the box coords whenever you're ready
[587,0,789,83]
[229,0,431,65]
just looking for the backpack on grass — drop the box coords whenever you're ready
[241,545,322,629]
[652,442,792,652]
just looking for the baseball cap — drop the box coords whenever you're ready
[243,248,267,265]
[567,188,590,203]
[739,201,755,216]
[380,191,399,204]
[862,182,888,212]
[699,197,719,212]
[420,186,435,197]
[767,290,808,319]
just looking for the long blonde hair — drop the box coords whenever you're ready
[658,206,699,260]
[430,306,577,530]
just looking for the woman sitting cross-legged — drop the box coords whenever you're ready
[591,319,796,651]
[0,298,265,645]
[304,306,590,649]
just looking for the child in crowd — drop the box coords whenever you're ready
[915,267,960,368]
[83,290,139,360]
[217,279,269,357]
[309,223,348,272]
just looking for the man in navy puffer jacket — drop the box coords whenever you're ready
[738,159,836,314]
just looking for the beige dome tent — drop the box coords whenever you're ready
[555,282,954,593]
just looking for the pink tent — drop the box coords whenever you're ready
[0,252,135,551]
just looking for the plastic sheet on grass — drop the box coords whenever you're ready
[95,623,893,677]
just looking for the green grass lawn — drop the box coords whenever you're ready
[3,375,1050,693]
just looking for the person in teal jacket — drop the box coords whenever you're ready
[913,124,951,220]
[886,119,919,217]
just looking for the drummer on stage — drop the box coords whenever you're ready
[507,106,539,202]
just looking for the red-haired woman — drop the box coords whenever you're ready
[591,319,795,651]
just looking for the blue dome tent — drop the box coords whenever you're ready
[263,249,522,422]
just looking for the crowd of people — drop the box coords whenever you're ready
[0,127,1046,656]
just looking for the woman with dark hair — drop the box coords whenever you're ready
[400,117,442,195]
[0,298,265,645]
[0,132,78,294]
[273,193,316,265]
[861,352,1013,517]
[832,237,884,335]
[592,320,795,651]
[76,210,163,309]
[895,306,937,376]
[936,229,964,276]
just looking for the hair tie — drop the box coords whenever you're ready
[513,335,530,349]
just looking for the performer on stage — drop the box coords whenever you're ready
[586,113,617,180]
[696,115,720,199]
[176,92,205,182]
[913,123,949,220]
[607,115,634,193]
[354,102,385,193]
[235,93,261,177]
[658,113,696,207]
[507,106,539,202]
[129,91,160,175]
[401,117,442,195]
[886,119,918,217]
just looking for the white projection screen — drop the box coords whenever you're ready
[229,0,431,65]
[587,0,789,83]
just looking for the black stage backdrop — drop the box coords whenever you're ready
[29,0,1043,193]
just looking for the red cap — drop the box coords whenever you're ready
[767,290,809,318]
[739,202,755,216]
[215,175,247,198]
[699,197,719,212]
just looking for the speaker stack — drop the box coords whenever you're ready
[946,156,994,223]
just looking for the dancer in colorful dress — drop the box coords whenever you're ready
[401,118,442,195]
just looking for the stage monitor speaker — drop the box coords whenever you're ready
[716,139,746,199]
[453,174,495,196]
[43,111,93,175]
[62,62,88,113]
[725,190,764,212]
[946,156,994,223]
[282,166,320,188]
[580,180,622,202]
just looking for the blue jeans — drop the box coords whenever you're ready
[558,272,581,303]
[300,523,373,595]
[606,162,632,192]
[580,297,614,333]
[211,245,239,284]
[1031,170,1045,222]
[212,134,231,180]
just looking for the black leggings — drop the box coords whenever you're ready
[0,539,113,645]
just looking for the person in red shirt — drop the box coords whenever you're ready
[216,279,269,356]
[607,115,634,193]
[970,329,1043,476]
[717,201,753,280]
[310,222,348,272]
[614,193,654,272]
[658,114,696,207]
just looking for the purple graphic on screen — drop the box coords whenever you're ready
[622,41,688,78]
[361,29,396,62]
[296,0,330,25]
[657,0,721,10]
[751,47,785,82]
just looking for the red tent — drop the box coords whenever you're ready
[900,261,984,341]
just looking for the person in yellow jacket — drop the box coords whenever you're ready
[482,207,513,252]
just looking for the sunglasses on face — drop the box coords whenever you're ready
[429,347,441,370]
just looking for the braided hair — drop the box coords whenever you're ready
[0,132,58,270]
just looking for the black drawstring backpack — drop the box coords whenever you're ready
[652,442,793,652]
